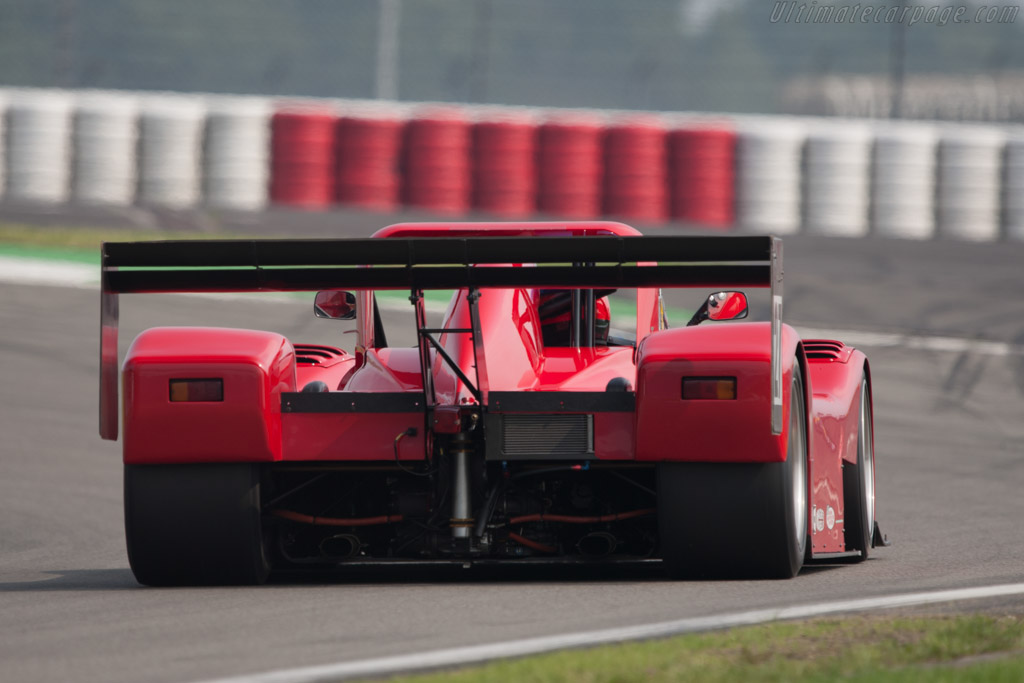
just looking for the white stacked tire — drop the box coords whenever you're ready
[735,120,805,234]
[138,96,206,208]
[937,127,1005,241]
[1004,133,1024,242]
[871,124,938,239]
[203,97,271,211]
[803,123,872,237]
[71,93,139,205]
[4,91,73,203]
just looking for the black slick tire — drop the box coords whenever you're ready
[842,376,875,561]
[124,463,270,586]
[658,364,809,579]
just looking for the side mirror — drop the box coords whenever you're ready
[314,290,356,320]
[686,291,748,327]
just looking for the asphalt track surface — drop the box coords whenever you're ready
[2,211,1024,682]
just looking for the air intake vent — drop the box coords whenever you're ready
[803,339,846,361]
[294,344,347,365]
[501,414,593,459]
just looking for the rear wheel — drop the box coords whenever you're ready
[842,376,875,561]
[658,364,809,579]
[124,464,270,586]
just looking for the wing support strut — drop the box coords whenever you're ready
[99,266,119,440]
[412,287,490,407]
[770,237,784,435]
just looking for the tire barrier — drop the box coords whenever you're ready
[72,93,138,206]
[403,109,472,214]
[204,97,271,211]
[538,116,605,219]
[5,92,73,203]
[937,127,1005,242]
[138,96,206,208]
[472,114,537,217]
[335,113,405,211]
[803,123,872,238]
[2,86,1024,243]
[270,106,337,209]
[735,121,805,235]
[871,125,938,240]
[604,118,668,223]
[668,126,735,228]
[1006,134,1024,243]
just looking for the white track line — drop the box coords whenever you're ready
[795,326,1024,358]
[0,255,96,287]
[192,582,1024,683]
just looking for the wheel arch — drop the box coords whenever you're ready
[794,340,811,458]
[840,350,876,558]
[859,355,875,464]
[845,350,873,466]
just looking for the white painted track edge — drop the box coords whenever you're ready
[191,583,1024,683]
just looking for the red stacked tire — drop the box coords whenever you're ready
[270,106,338,208]
[669,127,736,228]
[537,117,605,218]
[403,110,471,214]
[604,118,668,223]
[335,114,405,211]
[473,115,537,217]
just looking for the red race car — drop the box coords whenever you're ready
[99,221,887,585]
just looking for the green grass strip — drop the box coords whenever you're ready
[0,222,269,264]
[0,222,262,249]
[0,241,100,265]
[379,614,1024,683]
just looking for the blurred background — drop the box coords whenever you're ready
[2,0,1023,119]
[0,0,1023,240]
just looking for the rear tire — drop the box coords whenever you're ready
[658,365,809,579]
[842,376,875,561]
[124,464,270,586]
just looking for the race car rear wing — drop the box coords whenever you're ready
[100,235,784,439]
[101,235,776,292]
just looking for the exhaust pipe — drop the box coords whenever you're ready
[319,533,362,560]
[577,531,618,557]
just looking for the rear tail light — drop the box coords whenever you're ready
[169,379,223,402]
[682,377,736,400]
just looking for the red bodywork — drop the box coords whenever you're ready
[107,221,874,562]
[804,342,872,554]
[123,327,295,464]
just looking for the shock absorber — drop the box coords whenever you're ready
[450,431,474,539]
